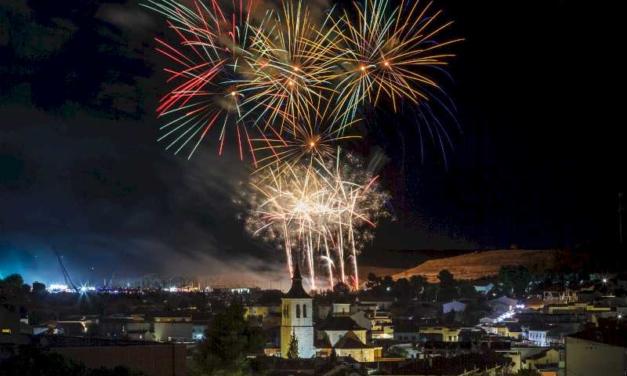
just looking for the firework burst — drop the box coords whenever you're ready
[236,0,339,133]
[244,154,388,290]
[142,0,260,160]
[146,0,460,291]
[329,0,462,124]
[251,96,361,174]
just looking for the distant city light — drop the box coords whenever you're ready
[48,284,71,293]
[79,285,96,294]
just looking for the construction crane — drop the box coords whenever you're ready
[54,249,79,293]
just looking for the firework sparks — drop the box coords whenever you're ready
[244,154,388,290]
[329,0,462,124]
[236,0,339,133]
[146,0,460,291]
[142,0,259,160]
[251,96,361,174]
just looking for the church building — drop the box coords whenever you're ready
[280,263,315,358]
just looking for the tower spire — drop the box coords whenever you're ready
[285,256,309,298]
[292,257,302,281]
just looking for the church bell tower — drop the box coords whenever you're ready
[280,262,314,358]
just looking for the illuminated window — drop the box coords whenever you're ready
[1,328,11,334]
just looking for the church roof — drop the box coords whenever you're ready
[284,262,310,299]
[334,331,373,349]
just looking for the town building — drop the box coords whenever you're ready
[443,300,467,314]
[153,315,194,343]
[317,315,367,347]
[565,325,627,376]
[351,307,394,340]
[419,326,462,342]
[332,331,378,362]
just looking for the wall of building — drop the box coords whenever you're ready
[245,306,270,319]
[281,299,312,327]
[280,325,314,358]
[332,303,351,315]
[566,337,626,376]
[335,348,375,363]
[280,298,314,358]
[153,322,193,342]
[419,327,461,342]
[394,331,421,342]
[52,344,186,376]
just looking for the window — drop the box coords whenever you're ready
[296,304,301,318]
[303,304,307,318]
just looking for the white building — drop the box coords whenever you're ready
[442,300,467,314]
[474,283,495,295]
[526,327,550,347]
[153,316,193,343]
[566,328,627,376]
[280,264,315,358]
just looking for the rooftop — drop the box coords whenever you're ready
[568,326,627,348]
[381,353,509,375]
[334,331,372,350]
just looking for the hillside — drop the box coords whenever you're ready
[392,249,562,283]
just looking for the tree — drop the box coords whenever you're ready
[191,303,264,376]
[333,282,351,295]
[442,309,456,324]
[32,282,47,295]
[0,274,30,305]
[409,275,426,292]
[287,331,299,359]
[366,273,381,289]
[394,278,411,299]
[499,265,532,298]
[437,270,455,288]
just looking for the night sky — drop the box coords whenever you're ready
[1,0,623,284]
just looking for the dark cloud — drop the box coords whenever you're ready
[0,103,278,284]
[0,0,151,118]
